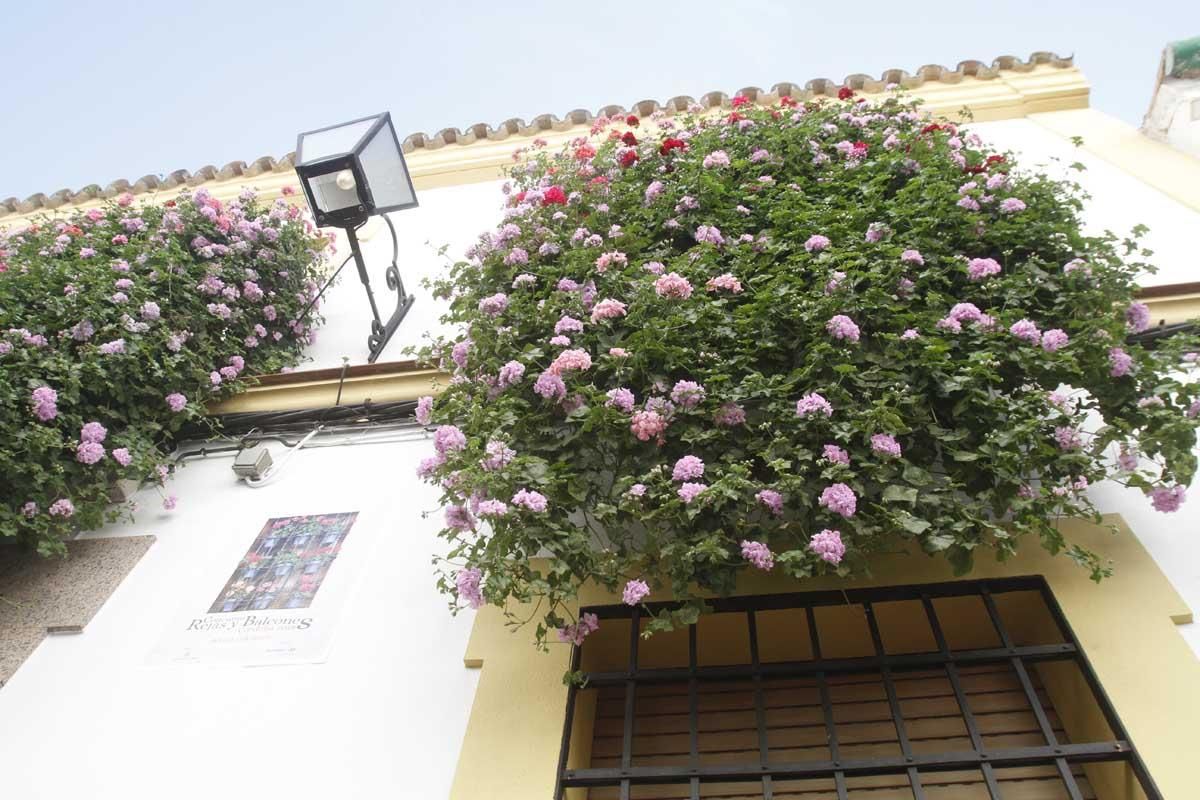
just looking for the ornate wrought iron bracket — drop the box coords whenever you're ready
[344,215,415,363]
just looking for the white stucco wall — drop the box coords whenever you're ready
[0,115,1197,800]
[0,433,479,800]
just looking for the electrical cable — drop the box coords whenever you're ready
[241,425,325,488]
[180,399,420,440]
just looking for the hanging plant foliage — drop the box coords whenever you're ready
[416,93,1200,649]
[1,188,331,553]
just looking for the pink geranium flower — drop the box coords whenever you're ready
[819,483,857,517]
[590,298,628,323]
[655,272,694,299]
[805,234,831,253]
[809,529,846,564]
[622,579,650,606]
[796,393,833,418]
[740,540,774,570]
[826,315,861,342]
[967,258,1001,281]
[672,455,705,481]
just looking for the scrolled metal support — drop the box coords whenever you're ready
[345,214,415,363]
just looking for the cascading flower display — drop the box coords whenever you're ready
[1,189,331,553]
[417,92,1200,652]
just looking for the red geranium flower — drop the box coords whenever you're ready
[542,186,567,206]
[731,95,751,109]
[164,200,176,207]
[986,154,1006,166]
[921,123,942,135]
[618,149,639,168]
[852,141,869,157]
[625,114,639,127]
[779,96,798,108]
[837,87,855,101]
[574,143,596,161]
[509,190,527,206]
[659,138,687,156]
[621,131,638,147]
[726,111,744,124]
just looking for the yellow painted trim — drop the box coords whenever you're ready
[206,367,445,414]
[1029,107,1200,213]
[1,65,1089,228]
[1144,292,1200,326]
[449,515,1199,800]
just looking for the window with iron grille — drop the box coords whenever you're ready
[555,577,1160,800]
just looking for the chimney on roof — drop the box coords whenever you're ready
[1142,37,1200,158]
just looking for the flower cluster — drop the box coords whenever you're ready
[808,529,846,565]
[622,578,650,606]
[417,93,1200,655]
[740,540,775,570]
[796,392,834,418]
[453,566,482,609]
[826,314,861,343]
[556,612,599,645]
[2,189,330,551]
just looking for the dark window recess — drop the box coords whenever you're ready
[555,576,1161,800]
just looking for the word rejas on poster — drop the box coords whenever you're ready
[186,615,313,632]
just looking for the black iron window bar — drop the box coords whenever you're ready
[554,576,1162,800]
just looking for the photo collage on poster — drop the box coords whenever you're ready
[208,512,359,614]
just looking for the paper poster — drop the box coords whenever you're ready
[149,512,364,666]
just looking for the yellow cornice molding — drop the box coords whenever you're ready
[1,64,1089,227]
[1143,290,1200,326]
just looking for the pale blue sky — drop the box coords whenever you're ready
[0,1,1190,202]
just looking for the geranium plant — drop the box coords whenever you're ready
[416,92,1200,650]
[1,188,330,554]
